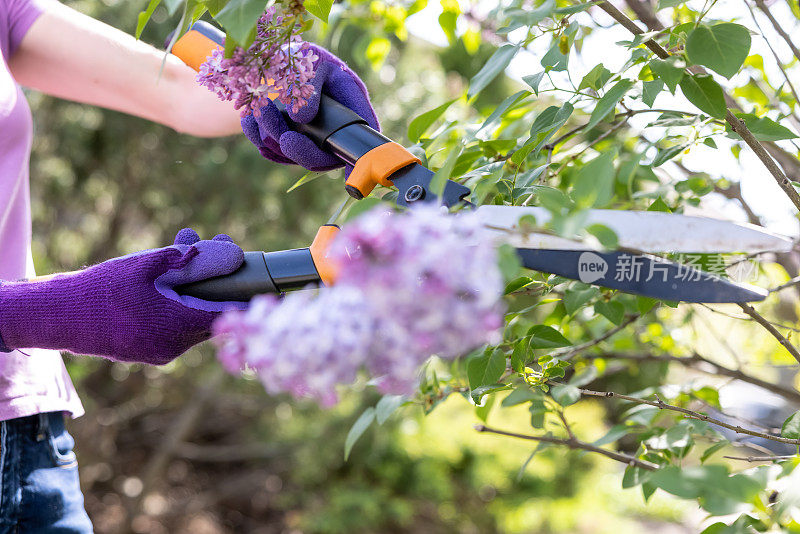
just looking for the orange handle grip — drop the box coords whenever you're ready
[171,27,221,71]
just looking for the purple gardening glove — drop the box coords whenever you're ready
[0,228,246,365]
[241,44,380,175]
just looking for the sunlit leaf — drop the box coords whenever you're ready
[468,348,507,390]
[214,0,267,45]
[305,0,334,22]
[585,79,634,131]
[528,325,571,349]
[468,44,520,99]
[680,74,727,119]
[686,23,751,79]
[729,113,799,141]
[344,408,375,460]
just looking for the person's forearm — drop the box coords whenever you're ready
[8,2,241,137]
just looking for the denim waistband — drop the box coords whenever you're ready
[2,412,66,440]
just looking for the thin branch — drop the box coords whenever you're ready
[585,350,800,404]
[723,454,798,462]
[474,424,659,470]
[553,116,632,175]
[547,108,699,149]
[593,0,800,212]
[738,303,800,364]
[578,387,800,446]
[555,408,577,440]
[771,275,800,294]
[701,303,800,333]
[744,0,800,123]
[622,0,664,31]
[557,314,642,360]
[752,0,800,64]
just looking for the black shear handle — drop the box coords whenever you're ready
[175,249,322,301]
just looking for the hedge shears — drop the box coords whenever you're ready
[171,22,794,304]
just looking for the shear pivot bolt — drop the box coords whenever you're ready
[405,185,426,203]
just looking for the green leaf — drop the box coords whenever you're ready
[305,0,334,22]
[564,286,599,315]
[703,137,718,148]
[344,408,375,460]
[781,411,800,439]
[651,143,689,167]
[528,325,571,349]
[502,387,541,407]
[475,393,495,422]
[647,196,672,212]
[510,339,528,372]
[541,40,568,71]
[686,23,751,79]
[551,384,580,406]
[504,276,535,295]
[573,150,616,208]
[636,296,659,314]
[286,170,332,193]
[479,91,528,134]
[529,399,547,428]
[623,465,652,488]
[595,300,624,325]
[136,0,162,39]
[593,424,629,446]
[164,0,185,15]
[438,0,459,43]
[528,102,573,153]
[214,0,267,45]
[658,0,684,9]
[200,0,227,15]
[680,74,727,119]
[408,99,456,143]
[468,348,506,390]
[497,243,523,281]
[732,113,799,141]
[376,395,404,425]
[468,43,520,99]
[586,223,619,249]
[649,58,684,93]
[523,72,546,95]
[585,79,634,131]
[430,143,462,197]
[642,79,663,107]
[579,63,613,91]
[521,0,556,25]
[649,465,704,499]
[700,441,729,463]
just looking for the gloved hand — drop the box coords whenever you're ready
[0,229,246,365]
[241,44,380,175]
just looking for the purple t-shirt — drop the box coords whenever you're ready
[0,0,84,420]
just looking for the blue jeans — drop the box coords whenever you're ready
[0,412,93,533]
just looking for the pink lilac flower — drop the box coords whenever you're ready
[197,7,318,116]
[213,206,505,405]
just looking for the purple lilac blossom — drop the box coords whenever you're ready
[213,206,505,405]
[197,7,317,116]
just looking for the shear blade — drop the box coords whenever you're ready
[516,249,768,303]
[477,206,794,253]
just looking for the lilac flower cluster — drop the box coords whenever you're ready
[213,207,505,406]
[197,7,317,116]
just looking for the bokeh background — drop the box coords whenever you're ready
[25,0,799,532]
